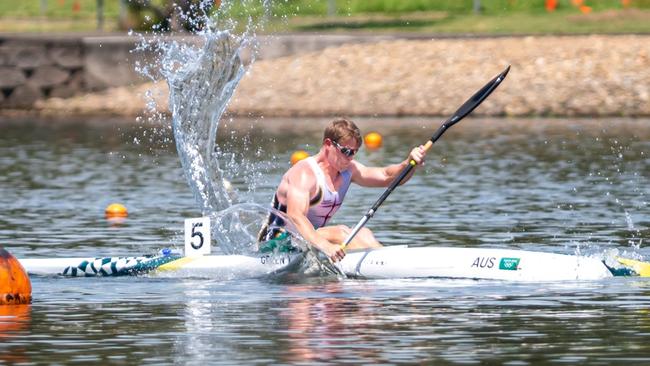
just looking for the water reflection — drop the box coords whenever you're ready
[0,304,31,337]
[279,283,379,363]
[1,117,650,364]
[0,304,31,364]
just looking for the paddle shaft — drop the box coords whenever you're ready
[340,65,511,249]
[340,120,451,249]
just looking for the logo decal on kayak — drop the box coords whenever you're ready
[499,257,520,271]
[260,254,288,265]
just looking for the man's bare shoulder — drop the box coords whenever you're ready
[283,158,317,188]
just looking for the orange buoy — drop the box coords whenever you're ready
[0,247,32,305]
[364,132,383,150]
[105,203,128,218]
[545,0,558,12]
[290,150,310,165]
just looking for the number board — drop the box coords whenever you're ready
[184,217,211,256]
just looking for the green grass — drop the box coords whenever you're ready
[255,8,650,35]
[343,0,650,14]
[0,0,121,19]
[0,0,123,32]
[1,0,650,34]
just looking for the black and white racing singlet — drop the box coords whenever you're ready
[258,157,352,241]
[304,157,352,228]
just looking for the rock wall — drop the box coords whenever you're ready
[0,36,83,108]
[0,34,149,108]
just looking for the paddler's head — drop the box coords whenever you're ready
[323,118,362,170]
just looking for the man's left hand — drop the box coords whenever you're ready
[409,145,426,165]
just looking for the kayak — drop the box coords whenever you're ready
[18,251,307,279]
[17,246,644,281]
[339,246,621,281]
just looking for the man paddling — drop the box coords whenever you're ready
[258,118,427,262]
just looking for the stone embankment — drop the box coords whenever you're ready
[0,37,83,108]
[21,35,650,117]
[0,34,141,108]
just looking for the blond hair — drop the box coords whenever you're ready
[323,118,362,146]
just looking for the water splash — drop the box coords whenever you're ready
[130,2,338,272]
[624,211,643,249]
[131,1,268,254]
[164,31,247,215]
[210,203,338,275]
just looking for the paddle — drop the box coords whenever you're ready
[340,65,511,251]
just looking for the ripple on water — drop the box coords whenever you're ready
[1,117,650,364]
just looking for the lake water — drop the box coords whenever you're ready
[1,116,649,364]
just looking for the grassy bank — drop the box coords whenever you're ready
[275,8,650,34]
[1,0,650,34]
[0,0,122,32]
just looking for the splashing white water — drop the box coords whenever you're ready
[130,1,268,254]
[129,1,330,261]
[129,2,340,279]
[164,30,248,215]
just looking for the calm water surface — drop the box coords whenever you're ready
[1,116,650,365]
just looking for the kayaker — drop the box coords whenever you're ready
[258,117,427,262]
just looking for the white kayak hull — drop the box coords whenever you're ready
[18,252,306,279]
[17,246,622,281]
[340,246,614,281]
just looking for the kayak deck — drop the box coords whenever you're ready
[340,246,614,281]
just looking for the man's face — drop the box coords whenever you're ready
[328,137,359,171]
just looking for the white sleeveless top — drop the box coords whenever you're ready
[305,157,352,229]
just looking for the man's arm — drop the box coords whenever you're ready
[351,145,426,187]
[285,168,346,262]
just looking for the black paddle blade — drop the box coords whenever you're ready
[447,65,510,126]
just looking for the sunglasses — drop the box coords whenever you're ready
[331,140,358,157]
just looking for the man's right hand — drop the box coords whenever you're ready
[321,242,346,262]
